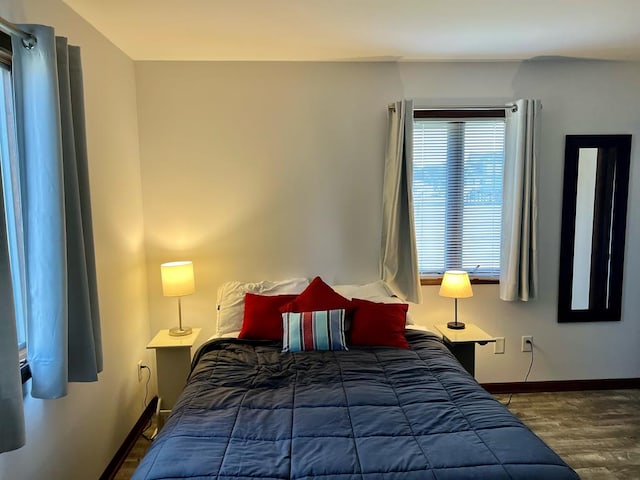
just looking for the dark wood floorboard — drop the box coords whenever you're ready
[113,418,155,480]
[114,389,640,479]
[494,389,640,480]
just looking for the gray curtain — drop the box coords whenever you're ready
[0,162,25,453]
[380,100,422,303]
[500,99,540,301]
[0,24,102,453]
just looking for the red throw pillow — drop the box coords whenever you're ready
[280,276,352,313]
[349,298,409,349]
[238,293,297,341]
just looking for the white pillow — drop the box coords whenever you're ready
[406,324,438,335]
[207,330,240,341]
[332,280,415,325]
[332,280,394,299]
[216,278,309,336]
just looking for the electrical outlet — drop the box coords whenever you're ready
[137,360,143,381]
[521,336,533,352]
[494,337,505,354]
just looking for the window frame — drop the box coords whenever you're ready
[0,31,30,382]
[413,109,505,285]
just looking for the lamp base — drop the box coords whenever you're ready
[447,321,466,330]
[169,326,193,336]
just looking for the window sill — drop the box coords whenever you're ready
[420,277,499,286]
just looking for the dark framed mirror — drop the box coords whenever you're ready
[558,134,632,322]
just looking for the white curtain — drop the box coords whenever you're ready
[500,99,540,301]
[380,100,422,303]
[0,24,102,453]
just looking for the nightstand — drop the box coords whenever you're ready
[147,328,201,428]
[434,323,495,377]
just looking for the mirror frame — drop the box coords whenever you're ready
[558,134,632,323]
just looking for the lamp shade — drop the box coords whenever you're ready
[161,261,195,297]
[439,270,473,299]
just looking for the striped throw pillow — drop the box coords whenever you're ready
[282,309,348,352]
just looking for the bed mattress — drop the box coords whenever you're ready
[132,330,578,479]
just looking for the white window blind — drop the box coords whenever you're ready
[412,114,505,278]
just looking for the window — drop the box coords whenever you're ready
[412,110,505,281]
[0,33,28,376]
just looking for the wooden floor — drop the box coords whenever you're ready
[493,389,640,480]
[113,419,155,480]
[114,389,640,479]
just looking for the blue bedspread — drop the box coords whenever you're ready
[133,331,578,479]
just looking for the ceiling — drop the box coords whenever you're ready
[61,0,640,62]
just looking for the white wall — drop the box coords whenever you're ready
[135,61,404,341]
[137,59,640,384]
[0,1,150,479]
[400,60,640,382]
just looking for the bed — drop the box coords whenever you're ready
[132,278,578,480]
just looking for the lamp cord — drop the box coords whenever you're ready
[139,366,155,441]
[504,341,534,407]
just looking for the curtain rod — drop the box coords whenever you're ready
[0,16,37,49]
[389,104,518,113]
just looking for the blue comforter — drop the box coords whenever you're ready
[133,331,578,479]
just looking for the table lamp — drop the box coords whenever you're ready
[161,261,195,336]
[439,270,473,330]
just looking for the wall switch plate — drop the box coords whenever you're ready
[494,337,505,354]
[521,336,533,352]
